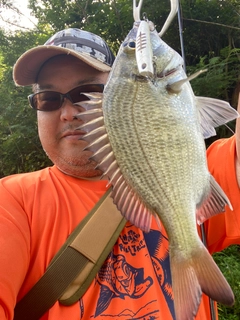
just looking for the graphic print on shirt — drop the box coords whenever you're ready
[80,225,175,319]
[95,253,153,317]
[144,229,175,319]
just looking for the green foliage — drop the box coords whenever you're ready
[0,29,52,178]
[0,72,52,177]
[213,245,240,319]
[187,45,240,147]
[189,47,240,104]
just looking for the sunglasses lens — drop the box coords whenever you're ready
[29,84,104,111]
[69,84,104,104]
[32,92,62,111]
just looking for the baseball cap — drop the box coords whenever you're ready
[13,28,115,86]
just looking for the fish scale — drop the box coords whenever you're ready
[104,80,206,216]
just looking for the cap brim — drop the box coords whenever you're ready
[13,45,112,86]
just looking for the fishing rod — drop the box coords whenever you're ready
[177,0,186,72]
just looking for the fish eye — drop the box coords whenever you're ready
[128,41,136,48]
[123,40,136,53]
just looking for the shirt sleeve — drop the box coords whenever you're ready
[0,176,31,320]
[205,136,240,253]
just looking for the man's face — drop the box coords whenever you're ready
[36,55,109,178]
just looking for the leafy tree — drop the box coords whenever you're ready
[0,29,52,177]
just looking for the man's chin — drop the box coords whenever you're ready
[47,152,103,178]
[55,162,102,179]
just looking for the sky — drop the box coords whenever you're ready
[0,0,37,32]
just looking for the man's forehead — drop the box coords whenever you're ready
[36,77,106,93]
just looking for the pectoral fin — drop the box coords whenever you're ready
[196,96,239,139]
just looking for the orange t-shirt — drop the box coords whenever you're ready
[206,135,240,253]
[0,151,239,320]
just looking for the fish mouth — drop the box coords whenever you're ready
[133,67,179,82]
[132,73,150,82]
[133,59,182,81]
[132,66,179,82]
[157,67,178,79]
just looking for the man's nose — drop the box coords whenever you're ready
[59,98,84,121]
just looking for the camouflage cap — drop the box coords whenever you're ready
[13,28,115,86]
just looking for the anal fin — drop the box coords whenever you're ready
[196,175,232,225]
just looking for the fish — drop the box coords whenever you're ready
[76,1,239,319]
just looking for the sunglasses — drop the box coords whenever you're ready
[28,84,104,112]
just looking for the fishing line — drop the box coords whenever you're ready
[177,0,186,72]
[224,123,236,135]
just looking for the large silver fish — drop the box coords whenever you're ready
[77,2,238,319]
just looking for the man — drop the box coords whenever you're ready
[0,27,239,319]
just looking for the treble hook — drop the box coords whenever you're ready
[133,0,177,36]
[142,12,148,21]
[133,0,144,21]
[159,0,178,36]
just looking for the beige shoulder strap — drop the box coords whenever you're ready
[14,188,126,320]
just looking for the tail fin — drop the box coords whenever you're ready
[170,244,234,320]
